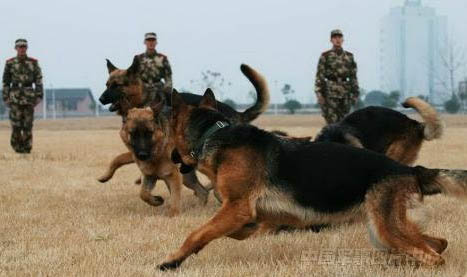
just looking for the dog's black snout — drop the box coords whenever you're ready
[99,91,110,105]
[137,151,150,161]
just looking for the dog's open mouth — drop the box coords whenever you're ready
[109,102,120,112]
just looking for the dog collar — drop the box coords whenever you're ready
[190,121,230,159]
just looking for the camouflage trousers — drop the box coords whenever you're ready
[142,84,169,106]
[319,96,354,124]
[8,104,35,153]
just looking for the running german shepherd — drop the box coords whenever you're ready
[315,97,444,165]
[157,89,467,270]
[120,102,184,216]
[98,58,269,204]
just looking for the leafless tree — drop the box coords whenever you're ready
[190,70,231,100]
[433,36,467,98]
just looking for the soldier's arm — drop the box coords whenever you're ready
[349,54,359,101]
[314,54,327,101]
[162,56,173,90]
[33,61,44,100]
[2,62,11,103]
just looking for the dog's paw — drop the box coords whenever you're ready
[158,259,182,271]
[142,195,164,207]
[97,175,111,183]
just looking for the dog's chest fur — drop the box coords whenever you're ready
[135,156,174,177]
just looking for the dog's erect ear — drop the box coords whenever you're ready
[199,88,217,110]
[106,59,118,74]
[171,89,187,112]
[127,56,140,76]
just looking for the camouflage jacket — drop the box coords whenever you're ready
[315,47,359,100]
[135,51,172,92]
[2,55,43,106]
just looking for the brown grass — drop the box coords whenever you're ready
[0,115,466,276]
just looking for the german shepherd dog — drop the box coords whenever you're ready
[157,89,467,270]
[315,97,444,165]
[98,58,269,205]
[120,102,185,216]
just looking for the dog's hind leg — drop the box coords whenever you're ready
[365,177,445,266]
[140,175,164,207]
[182,171,209,205]
[163,171,182,217]
[158,198,254,270]
[98,152,134,183]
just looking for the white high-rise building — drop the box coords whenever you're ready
[380,0,448,103]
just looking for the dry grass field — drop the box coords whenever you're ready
[0,114,466,277]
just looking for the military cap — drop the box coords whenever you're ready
[330,29,343,37]
[144,32,157,40]
[15,38,28,47]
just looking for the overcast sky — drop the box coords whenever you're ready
[1,0,466,104]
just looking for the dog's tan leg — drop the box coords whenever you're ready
[158,199,254,270]
[140,175,164,207]
[182,172,209,205]
[98,152,134,183]
[163,171,182,217]
[366,178,445,266]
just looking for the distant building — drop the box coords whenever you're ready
[36,88,97,117]
[0,88,98,119]
[380,0,448,103]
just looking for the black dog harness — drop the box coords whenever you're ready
[190,121,230,159]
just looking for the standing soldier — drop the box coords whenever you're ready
[134,32,172,105]
[2,39,43,153]
[315,29,359,124]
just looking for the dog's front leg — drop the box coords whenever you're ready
[163,171,182,217]
[158,199,253,270]
[140,175,164,206]
[98,152,134,183]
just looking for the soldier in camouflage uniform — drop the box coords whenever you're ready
[134,32,172,105]
[315,29,359,124]
[2,39,43,153]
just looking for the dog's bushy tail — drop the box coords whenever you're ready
[238,64,270,123]
[416,166,467,200]
[402,97,444,140]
